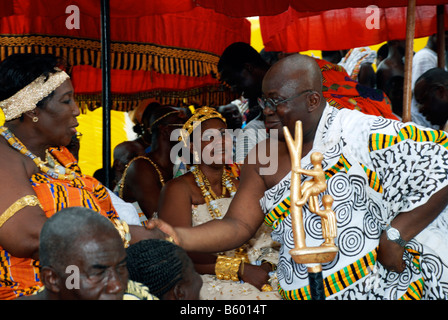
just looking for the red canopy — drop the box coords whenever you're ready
[0,1,251,111]
[194,0,448,17]
[260,5,448,52]
[2,0,447,111]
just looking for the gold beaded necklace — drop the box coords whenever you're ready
[0,126,77,180]
[118,155,165,198]
[191,165,237,219]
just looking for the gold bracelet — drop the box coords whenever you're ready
[112,218,131,248]
[215,256,242,281]
[0,195,42,229]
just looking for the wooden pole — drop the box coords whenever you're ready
[402,0,416,123]
[437,5,446,70]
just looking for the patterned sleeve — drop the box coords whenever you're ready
[367,119,448,222]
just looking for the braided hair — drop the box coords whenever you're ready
[126,239,186,298]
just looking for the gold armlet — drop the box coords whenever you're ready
[0,195,42,228]
[215,256,242,282]
[112,218,131,248]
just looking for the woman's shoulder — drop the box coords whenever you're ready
[165,171,193,190]
[0,139,35,177]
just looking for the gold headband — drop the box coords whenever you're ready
[148,110,180,134]
[179,106,226,145]
[0,69,70,121]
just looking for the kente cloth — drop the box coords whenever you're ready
[192,198,281,300]
[0,147,121,300]
[260,104,448,300]
[316,58,399,121]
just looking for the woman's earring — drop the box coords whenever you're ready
[193,150,200,163]
[32,116,39,123]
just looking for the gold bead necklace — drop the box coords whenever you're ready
[191,165,237,219]
[0,126,77,180]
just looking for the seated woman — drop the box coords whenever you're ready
[158,106,280,300]
[0,53,164,300]
[117,106,186,224]
[111,101,162,191]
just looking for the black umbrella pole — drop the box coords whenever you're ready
[100,0,111,189]
[308,265,325,300]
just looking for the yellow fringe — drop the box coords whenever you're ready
[75,88,237,112]
[0,34,219,77]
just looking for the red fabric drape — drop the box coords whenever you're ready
[0,5,250,110]
[195,0,448,17]
[0,6,249,55]
[4,0,195,18]
[260,5,448,52]
[71,65,235,110]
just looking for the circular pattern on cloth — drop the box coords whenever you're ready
[349,175,367,210]
[304,211,323,241]
[370,116,393,131]
[363,212,381,239]
[327,174,352,202]
[337,227,365,257]
[333,200,353,228]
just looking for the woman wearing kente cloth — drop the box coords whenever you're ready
[0,53,165,300]
[158,107,280,300]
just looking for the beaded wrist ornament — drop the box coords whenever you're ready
[215,256,242,281]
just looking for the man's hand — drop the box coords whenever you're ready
[146,219,180,245]
[377,232,406,273]
[239,263,271,291]
[129,223,173,245]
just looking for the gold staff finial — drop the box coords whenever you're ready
[283,121,338,265]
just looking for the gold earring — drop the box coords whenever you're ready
[193,150,200,163]
[32,116,39,123]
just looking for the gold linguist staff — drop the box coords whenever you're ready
[283,120,338,300]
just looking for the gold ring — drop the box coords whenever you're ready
[165,236,175,243]
[261,284,273,292]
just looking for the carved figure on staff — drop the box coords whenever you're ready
[314,195,337,247]
[294,152,326,213]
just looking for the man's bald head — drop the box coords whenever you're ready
[263,54,323,98]
[39,207,121,270]
[261,54,326,144]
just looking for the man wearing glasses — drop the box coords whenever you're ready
[154,53,448,300]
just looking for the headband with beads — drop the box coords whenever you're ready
[179,106,226,146]
[0,69,70,121]
[148,110,180,134]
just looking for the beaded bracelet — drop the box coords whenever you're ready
[215,256,242,281]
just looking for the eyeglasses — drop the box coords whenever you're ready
[258,90,313,112]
